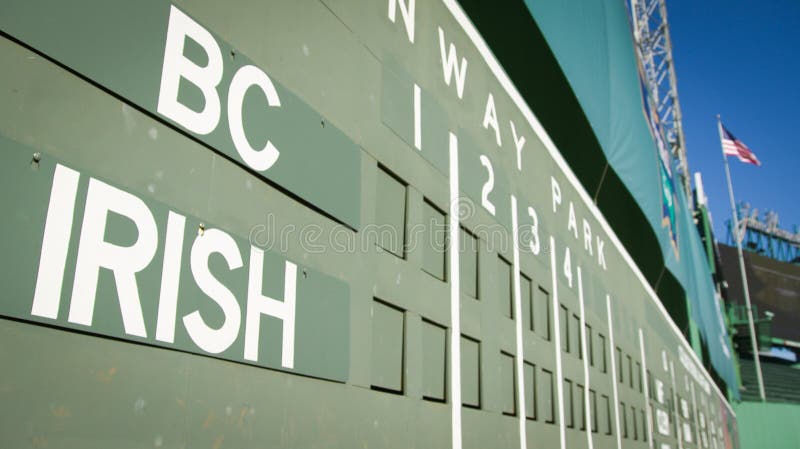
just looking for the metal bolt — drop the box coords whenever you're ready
[198,223,205,236]
[32,152,41,163]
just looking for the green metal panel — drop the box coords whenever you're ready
[590,389,598,433]
[561,305,570,354]
[620,400,628,439]
[421,318,447,401]
[498,256,513,319]
[457,134,512,232]
[500,352,516,415]
[571,313,581,360]
[1,0,362,230]
[626,354,633,389]
[635,360,642,393]
[421,199,446,281]
[370,299,404,393]
[535,287,551,342]
[460,227,479,299]
[641,408,647,443]
[523,361,536,420]
[374,166,407,258]
[0,320,191,449]
[520,274,533,332]
[577,383,585,431]
[0,141,350,382]
[0,0,739,447]
[598,332,608,373]
[461,335,481,408]
[565,378,574,428]
[599,394,610,435]
[541,368,555,424]
[381,62,450,176]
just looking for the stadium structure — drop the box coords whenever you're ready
[2,0,791,448]
[717,207,800,448]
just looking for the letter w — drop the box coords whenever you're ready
[438,27,468,99]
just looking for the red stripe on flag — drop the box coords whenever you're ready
[720,124,761,166]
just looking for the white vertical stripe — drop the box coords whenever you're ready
[670,361,684,449]
[32,163,80,319]
[155,211,186,343]
[549,236,566,449]
[691,381,702,448]
[281,261,298,368]
[414,83,422,151]
[607,295,622,449]
[448,131,462,449]
[440,0,735,417]
[510,196,527,449]
[578,267,594,449]
[640,328,654,449]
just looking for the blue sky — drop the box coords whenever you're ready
[668,0,800,243]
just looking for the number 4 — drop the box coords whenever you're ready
[563,246,573,288]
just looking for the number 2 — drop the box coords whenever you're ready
[480,155,496,216]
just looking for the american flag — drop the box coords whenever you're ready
[721,124,761,166]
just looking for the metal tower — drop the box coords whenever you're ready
[727,203,800,264]
[630,0,693,207]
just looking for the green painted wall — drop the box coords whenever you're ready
[734,402,800,449]
[0,0,737,448]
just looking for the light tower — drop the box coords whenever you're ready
[728,203,800,264]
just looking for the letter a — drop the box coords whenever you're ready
[483,93,501,147]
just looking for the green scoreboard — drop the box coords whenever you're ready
[0,1,737,448]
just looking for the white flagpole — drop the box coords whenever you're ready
[717,115,766,402]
